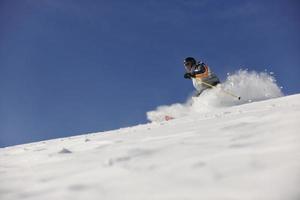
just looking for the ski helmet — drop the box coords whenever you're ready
[184,57,196,66]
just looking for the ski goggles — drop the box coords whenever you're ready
[184,61,192,66]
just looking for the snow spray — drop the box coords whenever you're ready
[147,70,283,122]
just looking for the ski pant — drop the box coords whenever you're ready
[193,74,220,97]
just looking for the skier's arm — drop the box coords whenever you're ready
[184,62,207,79]
[193,63,207,75]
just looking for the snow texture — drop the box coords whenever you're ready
[1,72,300,200]
[147,70,283,122]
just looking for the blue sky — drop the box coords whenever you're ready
[1,0,299,147]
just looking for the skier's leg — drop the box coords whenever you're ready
[212,80,220,86]
[194,89,205,97]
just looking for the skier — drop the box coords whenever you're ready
[183,57,220,96]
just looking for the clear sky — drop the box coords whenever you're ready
[1,0,299,147]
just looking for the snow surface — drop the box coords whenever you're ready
[1,71,300,200]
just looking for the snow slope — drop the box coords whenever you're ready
[1,93,300,200]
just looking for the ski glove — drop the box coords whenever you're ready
[184,73,195,79]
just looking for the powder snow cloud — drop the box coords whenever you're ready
[147,70,283,122]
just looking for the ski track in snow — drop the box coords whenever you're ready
[1,95,300,199]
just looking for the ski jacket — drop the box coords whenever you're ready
[189,63,220,92]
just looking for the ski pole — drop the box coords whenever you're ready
[201,81,241,100]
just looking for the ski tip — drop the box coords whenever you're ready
[164,116,174,121]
